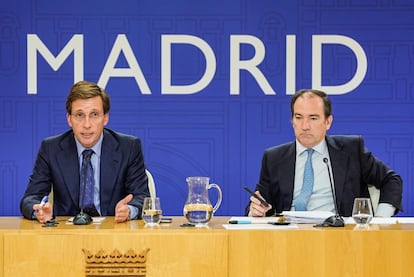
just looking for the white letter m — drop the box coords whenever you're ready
[27,34,84,94]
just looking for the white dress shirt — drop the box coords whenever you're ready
[292,139,395,217]
[292,140,335,212]
[75,133,138,219]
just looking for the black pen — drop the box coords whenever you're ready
[243,186,270,207]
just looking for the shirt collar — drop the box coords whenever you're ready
[296,138,327,156]
[74,132,104,159]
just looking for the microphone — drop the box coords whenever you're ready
[315,158,345,227]
[73,153,93,225]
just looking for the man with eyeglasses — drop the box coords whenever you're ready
[20,81,150,223]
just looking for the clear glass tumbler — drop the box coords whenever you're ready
[352,197,373,229]
[142,197,162,226]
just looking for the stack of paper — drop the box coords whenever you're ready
[281,211,335,224]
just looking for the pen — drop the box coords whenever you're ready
[243,186,270,207]
[229,220,267,224]
[40,195,49,208]
[34,195,49,215]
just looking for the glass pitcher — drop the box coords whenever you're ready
[183,176,222,226]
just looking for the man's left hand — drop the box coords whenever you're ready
[114,194,133,223]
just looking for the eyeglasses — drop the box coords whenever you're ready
[71,112,104,122]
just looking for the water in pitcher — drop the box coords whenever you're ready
[184,177,222,226]
[184,203,213,224]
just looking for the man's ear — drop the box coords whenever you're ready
[66,113,72,127]
[103,113,109,126]
[326,114,333,130]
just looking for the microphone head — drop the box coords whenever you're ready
[73,211,92,225]
[323,157,329,164]
[315,215,345,227]
[324,215,345,227]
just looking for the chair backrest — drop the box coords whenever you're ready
[145,169,157,198]
[368,185,380,215]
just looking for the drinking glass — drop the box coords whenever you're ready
[142,197,162,226]
[352,198,373,228]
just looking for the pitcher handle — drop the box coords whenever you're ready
[208,183,222,213]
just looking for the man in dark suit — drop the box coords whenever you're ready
[247,89,402,217]
[20,81,150,223]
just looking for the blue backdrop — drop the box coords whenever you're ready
[1,0,413,217]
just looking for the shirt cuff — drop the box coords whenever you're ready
[128,204,139,220]
[375,203,396,217]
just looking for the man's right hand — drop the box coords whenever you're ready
[249,191,272,217]
[32,202,53,223]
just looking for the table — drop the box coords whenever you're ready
[1,216,413,276]
[228,223,414,276]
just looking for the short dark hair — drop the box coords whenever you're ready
[290,89,332,118]
[65,81,110,114]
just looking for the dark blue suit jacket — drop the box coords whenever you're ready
[246,135,403,217]
[20,128,150,219]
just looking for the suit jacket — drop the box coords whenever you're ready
[246,135,403,217]
[20,128,150,219]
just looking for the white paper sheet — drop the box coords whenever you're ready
[346,217,414,225]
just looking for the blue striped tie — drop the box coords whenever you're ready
[294,148,314,211]
[80,149,99,216]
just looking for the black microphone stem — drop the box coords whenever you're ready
[80,155,89,211]
[315,158,345,227]
[324,158,340,215]
[73,154,92,225]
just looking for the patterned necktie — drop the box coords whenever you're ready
[80,149,99,216]
[294,148,314,211]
